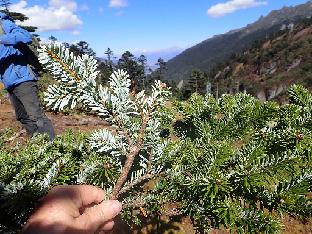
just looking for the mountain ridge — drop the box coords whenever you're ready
[165,1,312,82]
[193,16,312,103]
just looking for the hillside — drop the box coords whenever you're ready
[208,16,312,102]
[165,1,312,82]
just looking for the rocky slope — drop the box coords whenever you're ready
[165,1,312,82]
[207,17,312,102]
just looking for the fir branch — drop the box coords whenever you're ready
[120,172,166,195]
[111,115,150,199]
[46,49,81,82]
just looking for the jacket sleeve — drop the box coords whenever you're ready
[0,20,32,45]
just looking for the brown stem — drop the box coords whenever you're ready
[120,124,133,147]
[113,111,133,147]
[110,146,139,199]
[47,49,81,82]
[119,172,166,195]
[110,115,149,200]
[119,173,154,195]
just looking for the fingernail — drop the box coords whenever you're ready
[111,200,122,212]
[103,200,122,212]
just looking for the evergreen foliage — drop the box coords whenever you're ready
[69,41,96,57]
[0,132,93,232]
[187,69,207,94]
[0,1,37,32]
[117,51,146,92]
[161,87,311,232]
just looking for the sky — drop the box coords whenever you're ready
[7,0,310,63]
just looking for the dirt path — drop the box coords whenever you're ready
[0,95,109,139]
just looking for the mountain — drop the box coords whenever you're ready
[165,1,312,82]
[205,16,312,102]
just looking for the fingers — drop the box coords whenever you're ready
[71,185,106,208]
[100,220,115,232]
[47,185,106,208]
[75,200,122,232]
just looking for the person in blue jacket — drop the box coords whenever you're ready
[0,12,55,140]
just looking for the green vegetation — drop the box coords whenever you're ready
[0,131,94,232]
[163,85,312,232]
[1,75,311,233]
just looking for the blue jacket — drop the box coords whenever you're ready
[0,12,37,89]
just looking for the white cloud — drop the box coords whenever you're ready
[207,0,267,17]
[9,0,82,32]
[49,0,77,11]
[109,0,127,8]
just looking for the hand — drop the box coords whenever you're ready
[22,185,122,234]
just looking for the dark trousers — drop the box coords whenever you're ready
[8,81,55,141]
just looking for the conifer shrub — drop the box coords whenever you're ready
[161,87,311,233]
[0,131,93,232]
[0,43,311,233]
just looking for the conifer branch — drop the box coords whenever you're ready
[120,172,166,195]
[111,114,150,199]
[46,49,81,82]
[38,43,171,202]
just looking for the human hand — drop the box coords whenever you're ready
[22,185,122,234]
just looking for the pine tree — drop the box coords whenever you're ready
[188,69,206,93]
[153,58,167,81]
[104,47,114,64]
[118,51,144,92]
[97,48,116,85]
[0,0,10,10]
[69,41,96,57]
[137,54,147,90]
[48,35,58,42]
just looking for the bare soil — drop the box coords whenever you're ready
[0,94,109,142]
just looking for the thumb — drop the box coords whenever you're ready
[75,200,122,232]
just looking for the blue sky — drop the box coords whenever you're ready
[8,0,309,63]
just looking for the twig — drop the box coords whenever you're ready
[119,121,133,148]
[119,172,166,195]
[119,173,154,195]
[110,114,150,200]
[47,49,81,82]
[110,88,166,199]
